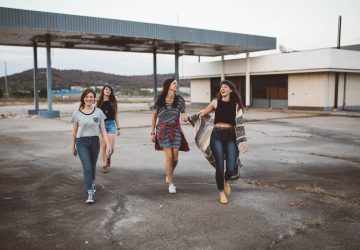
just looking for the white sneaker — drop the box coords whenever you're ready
[168,184,176,194]
[165,176,169,184]
[86,190,94,204]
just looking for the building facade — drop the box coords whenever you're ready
[183,48,360,111]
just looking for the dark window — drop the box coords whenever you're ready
[252,75,288,100]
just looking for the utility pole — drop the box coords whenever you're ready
[334,15,341,109]
[4,61,9,98]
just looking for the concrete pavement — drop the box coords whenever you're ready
[0,106,359,249]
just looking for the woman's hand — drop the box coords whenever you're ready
[181,113,188,122]
[242,141,248,153]
[72,146,77,156]
[151,133,156,143]
[106,144,112,157]
[117,130,121,136]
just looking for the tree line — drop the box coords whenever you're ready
[0,68,190,98]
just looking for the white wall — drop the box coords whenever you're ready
[190,79,210,104]
[335,73,360,110]
[337,73,346,107]
[288,72,335,109]
[344,74,360,108]
[182,49,360,79]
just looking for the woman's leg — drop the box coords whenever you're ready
[223,135,238,196]
[76,138,93,192]
[163,148,174,184]
[210,129,225,191]
[171,148,179,174]
[99,135,106,167]
[224,133,239,182]
[89,137,100,186]
[106,134,116,167]
[210,129,228,203]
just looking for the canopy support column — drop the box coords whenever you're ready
[28,41,43,115]
[153,46,158,101]
[39,34,59,118]
[221,56,225,81]
[245,52,251,108]
[175,44,179,82]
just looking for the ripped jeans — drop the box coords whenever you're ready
[210,127,238,191]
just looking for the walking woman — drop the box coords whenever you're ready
[199,80,248,204]
[71,88,112,204]
[151,78,189,194]
[97,84,120,173]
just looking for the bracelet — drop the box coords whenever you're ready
[151,132,155,135]
[117,128,120,130]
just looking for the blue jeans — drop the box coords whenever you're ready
[210,127,239,191]
[76,136,100,192]
[104,120,116,134]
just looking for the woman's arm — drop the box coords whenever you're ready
[151,109,158,142]
[100,120,112,156]
[71,123,78,156]
[199,99,217,117]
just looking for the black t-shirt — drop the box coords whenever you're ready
[100,101,115,121]
[214,99,236,126]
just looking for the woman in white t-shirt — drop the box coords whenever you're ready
[71,88,112,204]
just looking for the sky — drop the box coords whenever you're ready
[0,0,360,77]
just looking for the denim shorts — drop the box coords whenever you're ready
[104,120,116,134]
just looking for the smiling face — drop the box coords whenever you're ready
[103,86,111,96]
[220,83,232,97]
[169,80,178,92]
[84,92,95,106]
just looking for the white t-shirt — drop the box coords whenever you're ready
[71,107,106,138]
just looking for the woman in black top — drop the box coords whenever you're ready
[97,84,120,173]
[199,80,248,204]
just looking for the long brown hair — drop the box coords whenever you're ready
[154,78,179,109]
[79,88,96,110]
[96,84,118,113]
[217,80,244,110]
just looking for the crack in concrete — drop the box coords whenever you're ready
[240,179,359,207]
[310,153,360,164]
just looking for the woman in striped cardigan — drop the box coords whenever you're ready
[198,80,248,204]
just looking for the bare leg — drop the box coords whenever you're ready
[164,148,174,185]
[171,148,179,173]
[106,134,116,167]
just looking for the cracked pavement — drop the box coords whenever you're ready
[0,108,359,249]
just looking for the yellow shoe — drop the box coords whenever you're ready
[220,195,228,204]
[224,182,231,196]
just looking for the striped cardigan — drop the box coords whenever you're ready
[188,105,246,180]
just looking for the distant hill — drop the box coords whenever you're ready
[0,68,190,97]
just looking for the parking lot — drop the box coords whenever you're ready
[0,107,359,249]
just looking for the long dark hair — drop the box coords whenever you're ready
[79,88,96,110]
[217,80,244,110]
[155,78,179,108]
[96,84,118,113]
